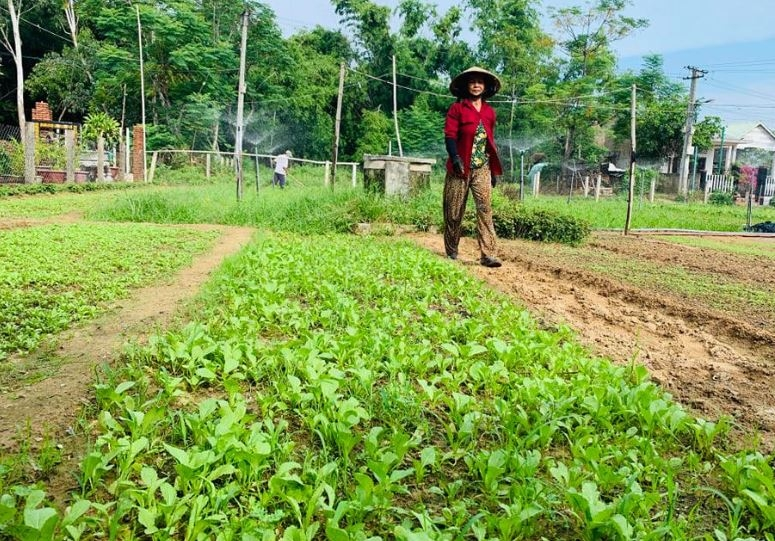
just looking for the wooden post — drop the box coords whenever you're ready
[65,130,75,182]
[136,5,148,182]
[624,84,637,235]
[256,147,261,193]
[392,55,402,157]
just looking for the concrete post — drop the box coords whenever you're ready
[97,136,105,181]
[65,130,75,182]
[132,124,145,181]
[149,151,158,182]
[125,127,131,178]
[324,161,331,186]
[595,173,601,201]
[24,123,36,183]
[351,163,357,187]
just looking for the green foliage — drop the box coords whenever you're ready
[549,0,648,160]
[81,112,120,145]
[145,124,179,151]
[481,201,591,244]
[35,140,67,170]
[1,232,769,537]
[26,30,99,118]
[354,110,391,159]
[708,190,734,206]
[0,140,25,177]
[0,181,141,199]
[693,115,723,152]
[613,55,685,159]
[398,95,445,157]
[0,223,215,359]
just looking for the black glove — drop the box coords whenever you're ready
[452,155,465,176]
[491,173,499,187]
[445,137,465,176]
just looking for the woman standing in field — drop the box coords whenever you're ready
[443,66,503,268]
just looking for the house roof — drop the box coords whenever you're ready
[719,121,775,142]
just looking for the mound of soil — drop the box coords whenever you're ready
[411,231,775,451]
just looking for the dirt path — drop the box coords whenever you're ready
[410,232,775,451]
[0,224,255,452]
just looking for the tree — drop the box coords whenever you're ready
[278,27,350,159]
[549,0,647,161]
[613,55,686,161]
[26,30,98,119]
[692,115,722,153]
[1,0,27,135]
[466,0,555,176]
[81,110,119,181]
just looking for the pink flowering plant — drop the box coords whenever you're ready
[737,164,758,193]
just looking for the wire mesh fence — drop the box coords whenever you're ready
[147,149,362,189]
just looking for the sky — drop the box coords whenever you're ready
[265,0,775,130]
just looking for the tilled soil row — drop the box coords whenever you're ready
[410,232,775,451]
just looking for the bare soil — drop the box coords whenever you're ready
[410,231,775,451]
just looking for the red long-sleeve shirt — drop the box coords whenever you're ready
[444,99,503,176]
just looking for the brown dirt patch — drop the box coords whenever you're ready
[410,231,775,451]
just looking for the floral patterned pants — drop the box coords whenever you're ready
[443,165,497,259]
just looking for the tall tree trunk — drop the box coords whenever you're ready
[3,0,26,136]
[64,0,78,48]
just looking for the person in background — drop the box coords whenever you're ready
[443,66,503,268]
[273,150,292,188]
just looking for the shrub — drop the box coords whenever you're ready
[708,190,734,206]
[465,202,591,245]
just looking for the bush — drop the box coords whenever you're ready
[708,190,734,206]
[0,181,141,198]
[464,202,590,245]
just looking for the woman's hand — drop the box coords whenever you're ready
[452,155,464,176]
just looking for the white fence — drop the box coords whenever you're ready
[145,149,360,187]
[705,174,735,194]
[704,173,775,204]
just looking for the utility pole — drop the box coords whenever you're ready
[392,55,403,157]
[678,66,707,198]
[234,9,249,201]
[136,4,147,182]
[625,84,637,235]
[331,61,345,189]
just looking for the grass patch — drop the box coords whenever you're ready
[521,195,775,231]
[661,235,775,259]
